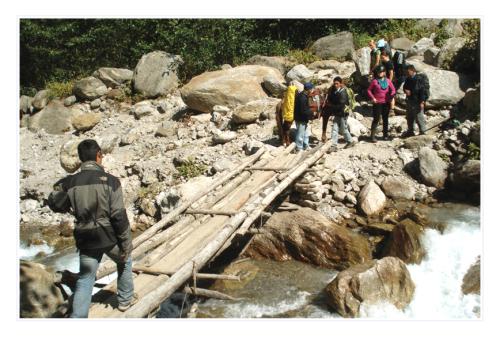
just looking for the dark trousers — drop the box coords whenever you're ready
[371,103,390,137]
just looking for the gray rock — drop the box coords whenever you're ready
[133,51,184,98]
[64,95,77,106]
[308,59,342,71]
[132,101,156,119]
[232,98,280,124]
[347,117,367,137]
[462,256,480,295]
[244,140,264,155]
[59,139,82,173]
[403,135,435,150]
[246,55,292,75]
[424,47,440,66]
[381,218,425,264]
[263,75,287,97]
[220,64,232,70]
[212,130,237,144]
[408,38,435,57]
[71,112,102,132]
[334,191,347,202]
[310,31,355,60]
[345,193,357,205]
[285,64,313,83]
[418,147,448,188]
[443,19,465,37]
[463,86,480,117]
[20,95,33,114]
[436,37,466,69]
[28,101,74,135]
[93,67,133,88]
[391,37,415,51]
[73,76,107,100]
[414,19,442,32]
[449,159,480,195]
[382,176,416,200]
[120,130,140,146]
[90,98,101,109]
[358,180,386,216]
[32,89,51,111]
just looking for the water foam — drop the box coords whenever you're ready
[19,243,54,260]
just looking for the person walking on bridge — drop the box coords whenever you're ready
[48,139,136,317]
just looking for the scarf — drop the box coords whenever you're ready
[377,78,388,90]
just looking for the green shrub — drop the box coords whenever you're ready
[174,159,207,179]
[466,142,480,160]
[287,49,319,65]
[46,80,74,99]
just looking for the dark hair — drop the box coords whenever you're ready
[333,76,343,83]
[77,139,101,162]
[406,65,416,72]
[381,50,389,57]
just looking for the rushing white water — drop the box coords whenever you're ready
[19,243,54,260]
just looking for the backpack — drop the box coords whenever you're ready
[344,87,357,115]
[392,51,406,77]
[378,41,392,56]
[415,73,430,101]
[282,85,297,123]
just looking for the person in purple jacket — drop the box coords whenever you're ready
[367,65,396,142]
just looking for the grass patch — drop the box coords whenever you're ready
[173,158,207,179]
[45,80,74,99]
[287,49,320,65]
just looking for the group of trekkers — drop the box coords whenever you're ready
[278,38,430,153]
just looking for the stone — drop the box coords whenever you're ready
[334,191,347,202]
[263,75,287,97]
[220,64,232,70]
[408,38,435,57]
[424,47,440,66]
[335,61,357,79]
[71,112,102,132]
[93,67,133,88]
[285,64,313,83]
[363,222,395,235]
[20,261,65,318]
[358,180,386,216]
[244,207,372,270]
[345,193,357,205]
[463,86,480,117]
[132,101,156,119]
[32,89,51,111]
[381,218,425,264]
[353,47,371,77]
[382,176,416,200]
[449,159,480,195]
[403,135,435,150]
[308,59,342,71]
[246,55,292,75]
[418,147,448,188]
[347,117,368,137]
[106,88,125,100]
[212,130,237,144]
[414,19,442,32]
[244,140,264,155]
[73,76,107,100]
[181,65,284,113]
[311,31,355,60]
[64,95,77,106]
[324,257,415,318]
[139,197,158,218]
[155,126,176,138]
[462,257,480,295]
[28,101,74,135]
[436,37,466,69]
[391,37,415,51]
[231,98,281,124]
[59,139,81,173]
[133,51,183,98]
[20,95,33,114]
[90,98,101,109]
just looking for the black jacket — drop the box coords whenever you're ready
[326,87,349,116]
[294,91,314,123]
[48,161,132,251]
[403,74,426,103]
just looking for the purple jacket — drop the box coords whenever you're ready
[367,78,396,104]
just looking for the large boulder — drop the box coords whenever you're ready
[391,37,415,51]
[308,59,342,71]
[381,218,425,264]
[60,135,118,173]
[181,65,284,112]
[436,37,466,69]
[418,146,448,188]
[28,101,74,134]
[324,257,415,318]
[424,47,441,66]
[244,207,372,270]
[71,112,102,132]
[20,261,64,318]
[20,95,33,114]
[246,55,292,75]
[285,64,313,83]
[358,180,386,216]
[443,19,464,37]
[352,47,371,77]
[462,256,480,295]
[347,117,368,137]
[402,59,466,108]
[335,61,357,79]
[32,89,51,111]
[463,86,480,117]
[93,67,133,88]
[231,98,281,124]
[73,76,108,100]
[449,159,480,195]
[408,38,435,57]
[133,51,184,98]
[311,31,355,60]
[263,75,287,97]
[382,176,416,200]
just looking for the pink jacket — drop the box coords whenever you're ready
[367,78,396,104]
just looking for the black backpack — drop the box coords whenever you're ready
[392,51,406,77]
[416,73,430,101]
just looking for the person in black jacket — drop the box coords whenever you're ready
[48,139,136,317]
[323,77,356,152]
[294,82,317,151]
[402,65,427,137]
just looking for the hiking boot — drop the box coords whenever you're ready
[382,135,392,141]
[419,131,426,136]
[344,141,356,149]
[401,130,415,138]
[118,293,138,312]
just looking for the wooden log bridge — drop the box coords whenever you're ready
[86,141,332,318]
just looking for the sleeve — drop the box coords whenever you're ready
[300,94,314,120]
[109,177,132,252]
[388,79,396,98]
[367,80,376,101]
[47,178,71,213]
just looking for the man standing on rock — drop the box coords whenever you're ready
[48,139,136,317]
[294,82,317,152]
[402,65,428,137]
[323,77,356,152]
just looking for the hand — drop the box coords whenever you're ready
[404,90,411,96]
[372,99,377,104]
[420,102,425,110]
[119,241,133,262]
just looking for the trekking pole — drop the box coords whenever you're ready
[423,117,454,133]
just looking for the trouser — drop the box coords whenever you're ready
[331,115,353,145]
[295,121,310,150]
[394,75,406,90]
[371,103,390,137]
[70,244,134,318]
[406,100,427,134]
[282,121,292,146]
[322,112,332,134]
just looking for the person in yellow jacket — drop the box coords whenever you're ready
[278,84,297,146]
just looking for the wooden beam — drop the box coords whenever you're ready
[185,209,237,216]
[183,287,238,301]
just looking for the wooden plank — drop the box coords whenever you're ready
[185,209,237,216]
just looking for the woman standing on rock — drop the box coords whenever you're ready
[367,65,396,142]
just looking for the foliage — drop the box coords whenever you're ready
[287,49,319,65]
[450,19,480,79]
[174,158,207,179]
[45,80,74,99]
[466,142,480,160]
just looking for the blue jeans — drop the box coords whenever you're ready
[331,115,353,145]
[295,121,310,150]
[70,245,134,318]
